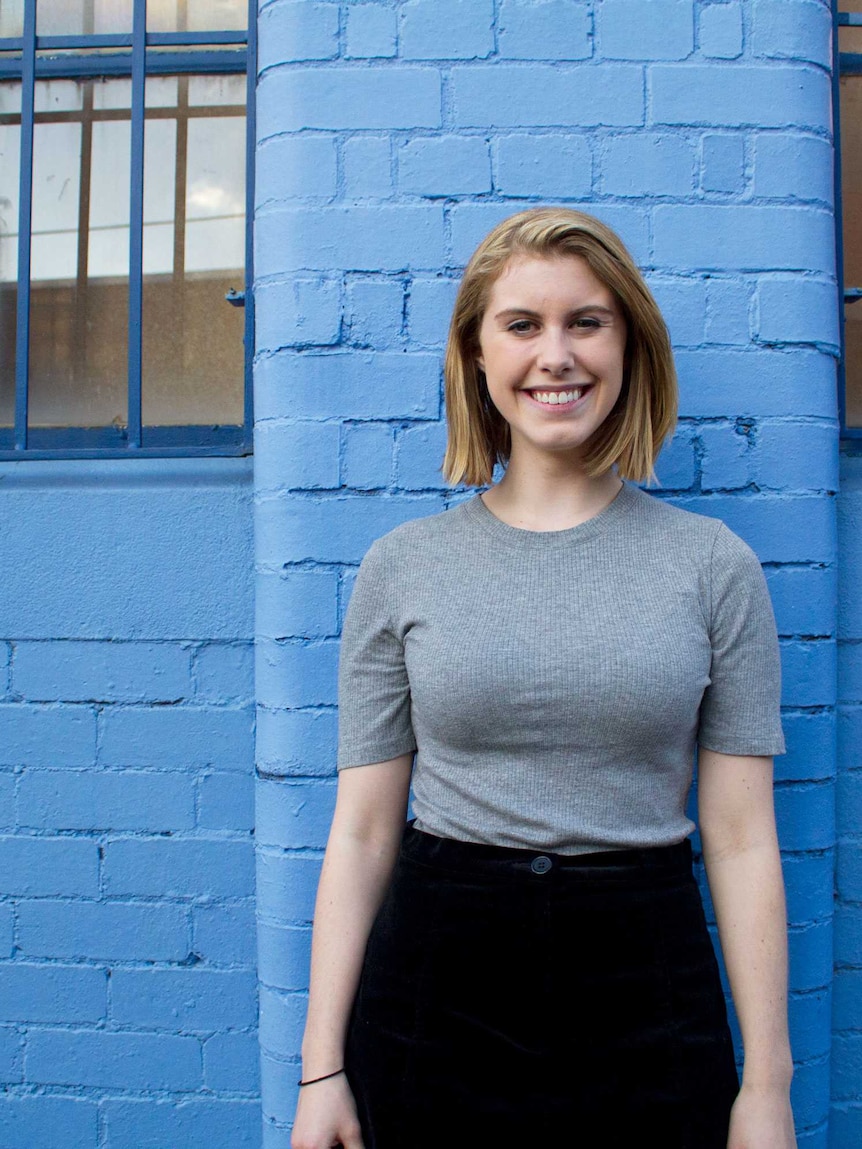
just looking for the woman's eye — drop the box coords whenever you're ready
[507,320,534,334]
[573,317,601,329]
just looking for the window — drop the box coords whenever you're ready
[0,0,254,458]
[837,2,862,436]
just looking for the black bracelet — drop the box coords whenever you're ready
[297,1067,346,1087]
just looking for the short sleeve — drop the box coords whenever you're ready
[336,539,417,769]
[697,523,786,756]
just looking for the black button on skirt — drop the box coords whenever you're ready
[345,823,739,1149]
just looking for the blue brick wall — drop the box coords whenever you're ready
[252,2,842,1146]
[0,459,258,1148]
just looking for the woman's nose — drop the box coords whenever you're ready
[537,327,574,375]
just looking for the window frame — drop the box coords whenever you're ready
[0,0,256,459]
[835,3,862,439]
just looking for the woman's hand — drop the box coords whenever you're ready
[727,1082,796,1149]
[291,1073,365,1149]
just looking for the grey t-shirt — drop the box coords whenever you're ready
[337,481,785,855]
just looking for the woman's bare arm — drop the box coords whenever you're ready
[697,748,796,1149]
[292,754,413,1149]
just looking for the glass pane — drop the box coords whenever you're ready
[36,0,134,35]
[841,2,862,56]
[147,0,247,33]
[0,0,24,37]
[842,70,862,427]
[0,81,18,426]
[141,75,245,426]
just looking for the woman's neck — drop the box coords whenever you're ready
[480,461,623,533]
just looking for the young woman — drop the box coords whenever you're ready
[291,208,796,1149]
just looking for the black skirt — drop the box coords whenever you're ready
[345,823,739,1149]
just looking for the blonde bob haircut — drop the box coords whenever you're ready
[442,207,677,487]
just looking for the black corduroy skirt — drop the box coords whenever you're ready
[345,823,739,1149]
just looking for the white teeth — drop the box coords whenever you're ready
[531,388,583,405]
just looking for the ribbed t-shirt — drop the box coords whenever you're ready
[336,481,785,855]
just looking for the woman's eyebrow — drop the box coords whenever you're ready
[493,304,617,320]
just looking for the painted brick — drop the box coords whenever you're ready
[198,771,256,831]
[342,136,393,199]
[408,277,460,346]
[705,277,752,344]
[345,3,397,59]
[26,1030,202,1091]
[675,348,837,420]
[839,479,862,638]
[835,969,862,1030]
[699,422,752,490]
[346,278,405,348]
[495,133,592,198]
[193,901,257,967]
[0,642,9,697]
[653,425,696,490]
[255,778,337,850]
[833,1033,862,1101]
[256,849,321,924]
[257,68,441,135]
[12,640,189,703]
[257,2,339,71]
[754,421,839,492]
[256,639,339,709]
[451,65,644,127]
[193,642,255,705]
[599,0,693,59]
[837,832,862,902]
[699,2,743,59]
[669,494,835,564]
[17,899,189,962]
[0,703,96,766]
[797,1125,828,1149]
[111,968,258,1031]
[2,963,106,1023]
[651,65,830,131]
[603,134,693,197]
[790,989,832,1061]
[777,712,836,784]
[342,423,395,489]
[0,835,99,896]
[0,770,15,829]
[395,422,449,490]
[449,202,650,267]
[259,985,306,1058]
[0,902,13,957]
[782,852,834,927]
[701,134,745,194]
[254,422,341,491]
[256,570,339,641]
[839,706,862,773]
[254,205,446,275]
[764,566,836,639]
[789,920,833,991]
[752,0,832,68]
[104,838,254,898]
[754,134,834,205]
[255,136,337,200]
[257,922,311,991]
[835,903,862,968]
[0,1025,22,1081]
[653,205,834,274]
[831,1105,862,1148]
[104,1099,261,1149]
[774,782,835,852]
[100,706,253,769]
[255,707,338,777]
[646,278,705,346]
[839,642,862,703]
[263,1115,294,1149]
[17,768,195,831]
[838,768,862,839]
[399,135,491,197]
[399,0,493,60]
[254,276,341,350]
[0,1097,98,1149]
[204,1031,261,1092]
[792,1056,831,1130]
[780,640,837,708]
[260,1050,300,1127]
[256,493,444,566]
[758,278,840,351]
[498,0,591,60]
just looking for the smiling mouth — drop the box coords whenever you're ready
[524,385,593,407]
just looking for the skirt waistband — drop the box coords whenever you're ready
[400,820,693,881]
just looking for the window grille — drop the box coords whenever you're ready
[836,3,862,436]
[0,0,255,458]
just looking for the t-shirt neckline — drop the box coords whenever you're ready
[461,479,640,549]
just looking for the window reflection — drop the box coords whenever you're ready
[35,0,134,35]
[0,74,246,431]
[147,0,247,33]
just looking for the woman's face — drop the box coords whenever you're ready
[476,253,627,465]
